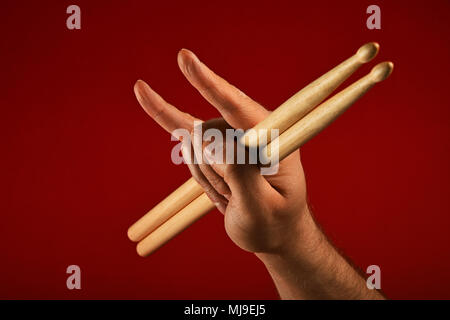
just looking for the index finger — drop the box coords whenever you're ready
[134,79,199,134]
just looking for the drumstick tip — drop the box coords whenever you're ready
[127,226,139,242]
[136,242,150,257]
[370,61,394,83]
[356,42,380,63]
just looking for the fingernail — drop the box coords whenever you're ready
[178,49,200,77]
[180,48,199,61]
[133,81,147,105]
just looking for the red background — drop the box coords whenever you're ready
[1,0,449,299]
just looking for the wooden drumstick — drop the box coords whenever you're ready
[127,42,379,244]
[136,193,215,256]
[240,42,380,148]
[260,61,394,163]
[135,62,393,257]
[127,177,203,242]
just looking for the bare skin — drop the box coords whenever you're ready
[133,49,384,300]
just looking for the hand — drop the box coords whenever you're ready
[134,49,309,255]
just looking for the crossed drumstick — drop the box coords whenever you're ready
[127,42,393,257]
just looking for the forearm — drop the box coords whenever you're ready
[256,208,384,300]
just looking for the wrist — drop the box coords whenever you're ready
[254,206,383,300]
[256,205,325,264]
[254,206,333,299]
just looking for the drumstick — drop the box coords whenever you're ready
[240,42,379,148]
[127,42,379,243]
[136,193,215,256]
[135,61,394,257]
[127,177,203,242]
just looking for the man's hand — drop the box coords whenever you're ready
[133,49,384,299]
